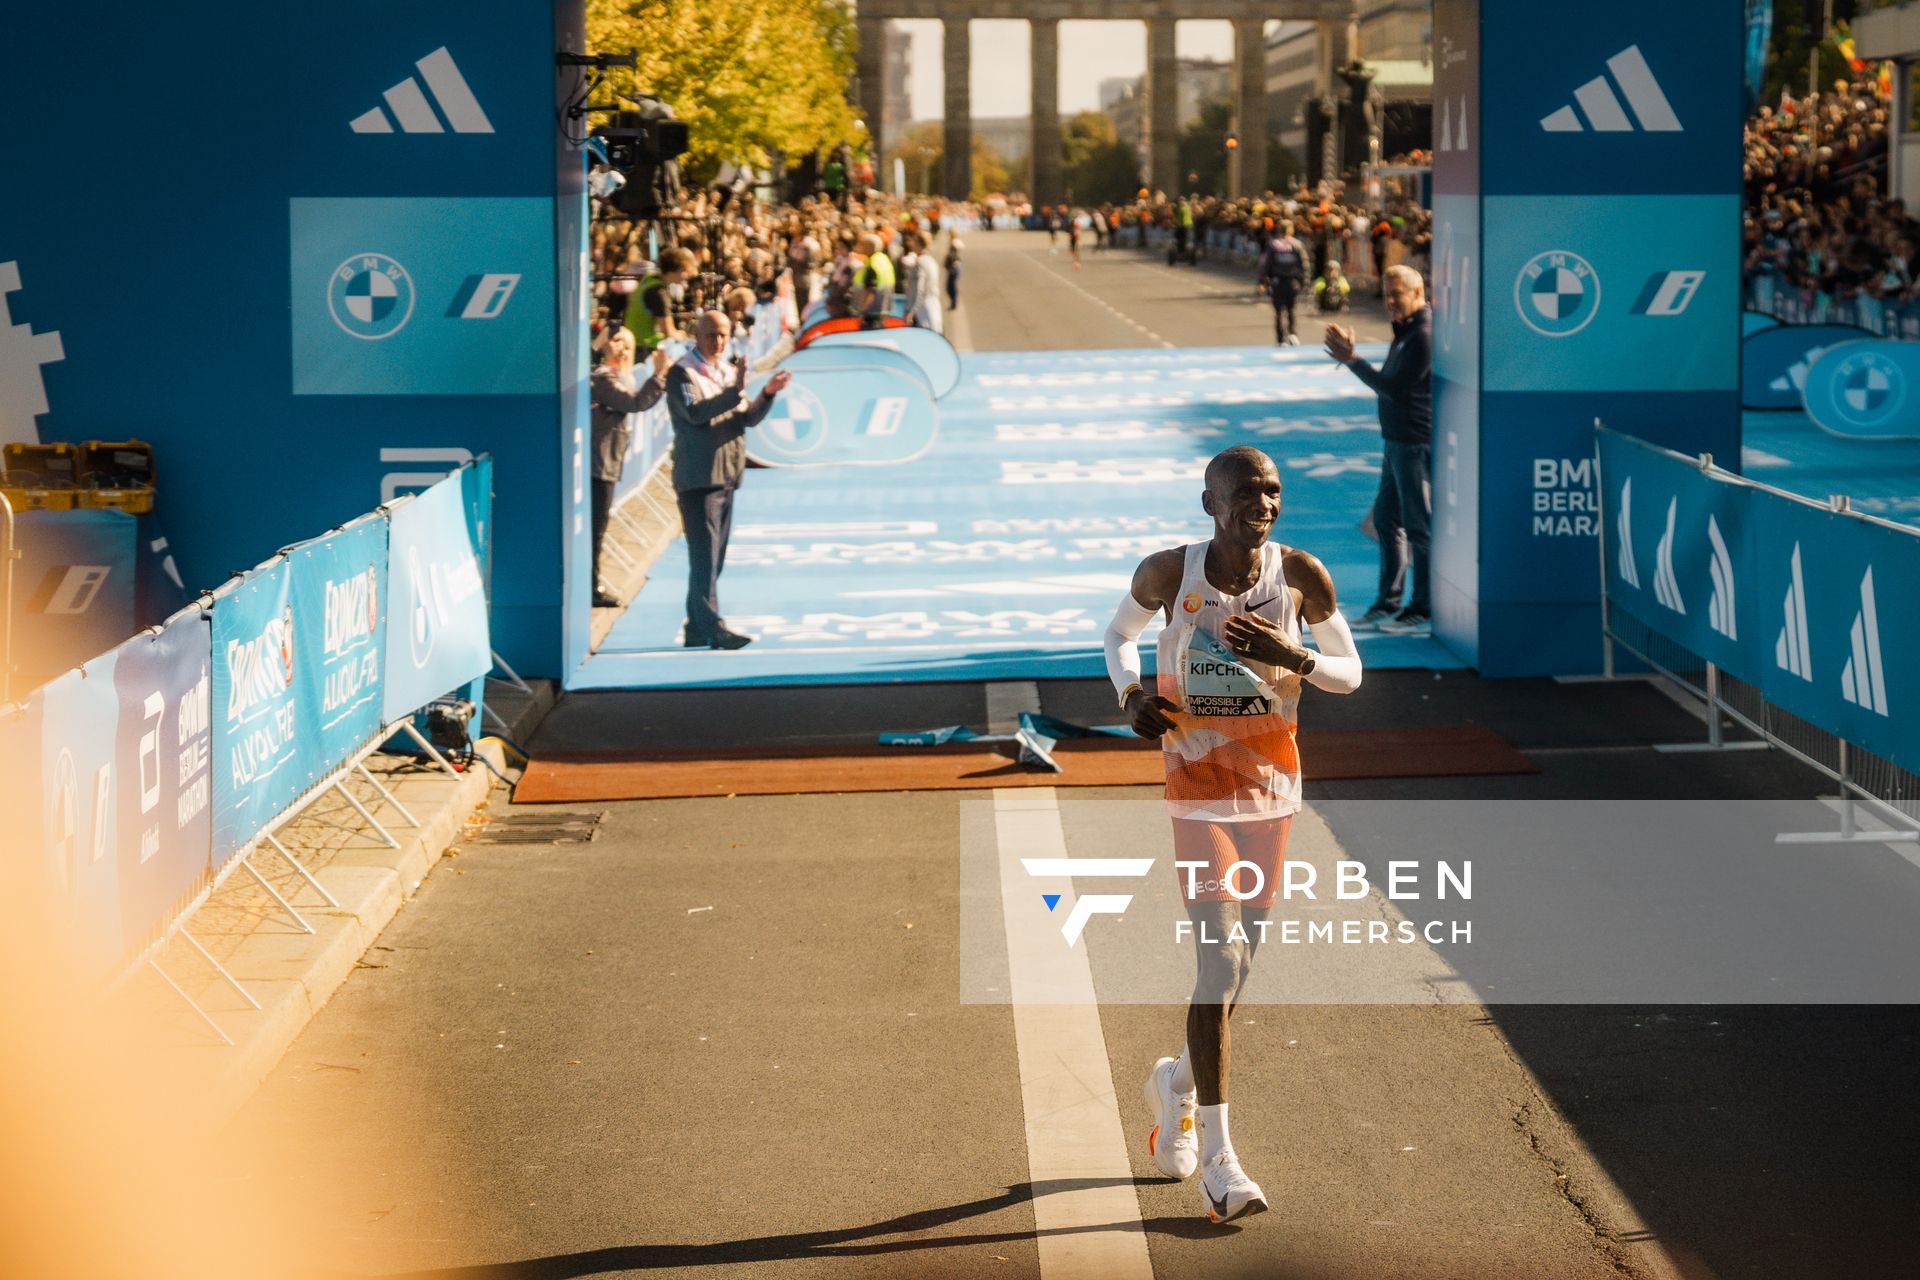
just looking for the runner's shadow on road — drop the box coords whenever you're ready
[372,1177,1228,1278]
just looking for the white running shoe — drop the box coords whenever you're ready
[1200,1150,1268,1224]
[1141,1056,1199,1179]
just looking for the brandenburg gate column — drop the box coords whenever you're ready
[1230,17,1268,196]
[1146,15,1180,193]
[857,14,886,167]
[1030,18,1063,205]
[943,18,973,199]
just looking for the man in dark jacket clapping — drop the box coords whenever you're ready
[1325,265,1433,634]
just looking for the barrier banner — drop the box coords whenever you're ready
[1751,492,1920,772]
[1803,341,1920,439]
[1599,427,1920,775]
[110,609,213,958]
[1741,323,1873,410]
[804,326,962,399]
[382,471,491,722]
[0,700,45,892]
[287,516,387,773]
[210,558,303,862]
[1598,430,1753,676]
[743,360,938,469]
[1746,278,1920,339]
[10,510,138,692]
[36,655,124,976]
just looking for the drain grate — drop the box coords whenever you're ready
[468,810,605,845]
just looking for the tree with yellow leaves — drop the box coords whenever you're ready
[585,0,864,181]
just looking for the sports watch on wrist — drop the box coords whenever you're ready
[1299,654,1317,677]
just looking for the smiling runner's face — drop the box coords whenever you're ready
[1204,456,1283,552]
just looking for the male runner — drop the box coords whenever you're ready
[1257,220,1308,345]
[1103,445,1363,1223]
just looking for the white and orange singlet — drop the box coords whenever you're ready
[1154,541,1304,826]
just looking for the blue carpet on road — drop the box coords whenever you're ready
[574,346,1919,690]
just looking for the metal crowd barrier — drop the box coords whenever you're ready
[0,458,496,1042]
[1594,424,1920,844]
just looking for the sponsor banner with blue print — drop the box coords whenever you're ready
[291,197,558,396]
[11,510,138,692]
[287,516,388,772]
[1478,1,1742,197]
[382,471,492,722]
[1751,492,1920,773]
[109,609,214,962]
[777,345,934,399]
[743,363,938,469]
[1741,324,1875,410]
[1803,341,1920,439]
[36,654,125,977]
[210,559,305,862]
[1431,195,1481,392]
[805,327,963,400]
[1597,430,1752,674]
[1598,427,1920,774]
[1482,195,1740,393]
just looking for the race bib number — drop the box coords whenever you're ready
[1178,627,1270,717]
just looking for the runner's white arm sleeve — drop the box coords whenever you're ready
[1105,593,1156,703]
[1305,612,1363,694]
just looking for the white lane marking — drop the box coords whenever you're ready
[994,787,1154,1279]
[1032,254,1176,349]
[986,680,1040,734]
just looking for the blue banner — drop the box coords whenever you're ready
[287,516,388,772]
[1599,430,1753,675]
[36,655,125,977]
[11,510,138,692]
[382,471,492,721]
[1743,0,1772,115]
[1741,323,1875,409]
[743,362,939,469]
[209,558,304,862]
[110,608,214,959]
[1599,427,1920,774]
[804,326,963,399]
[5,2,572,678]
[1803,341,1920,439]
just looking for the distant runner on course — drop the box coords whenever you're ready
[1103,444,1363,1223]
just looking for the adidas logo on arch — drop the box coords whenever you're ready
[1540,45,1681,134]
[350,46,494,135]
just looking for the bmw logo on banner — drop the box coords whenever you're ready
[328,254,416,340]
[1514,251,1600,337]
[1804,341,1918,439]
[744,350,937,469]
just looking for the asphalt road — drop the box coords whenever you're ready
[949,229,1397,354]
[229,232,1920,1280]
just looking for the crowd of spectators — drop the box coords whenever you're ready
[1097,189,1433,294]
[589,186,976,358]
[1742,74,1918,331]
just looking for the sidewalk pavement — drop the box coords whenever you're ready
[121,742,503,1132]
